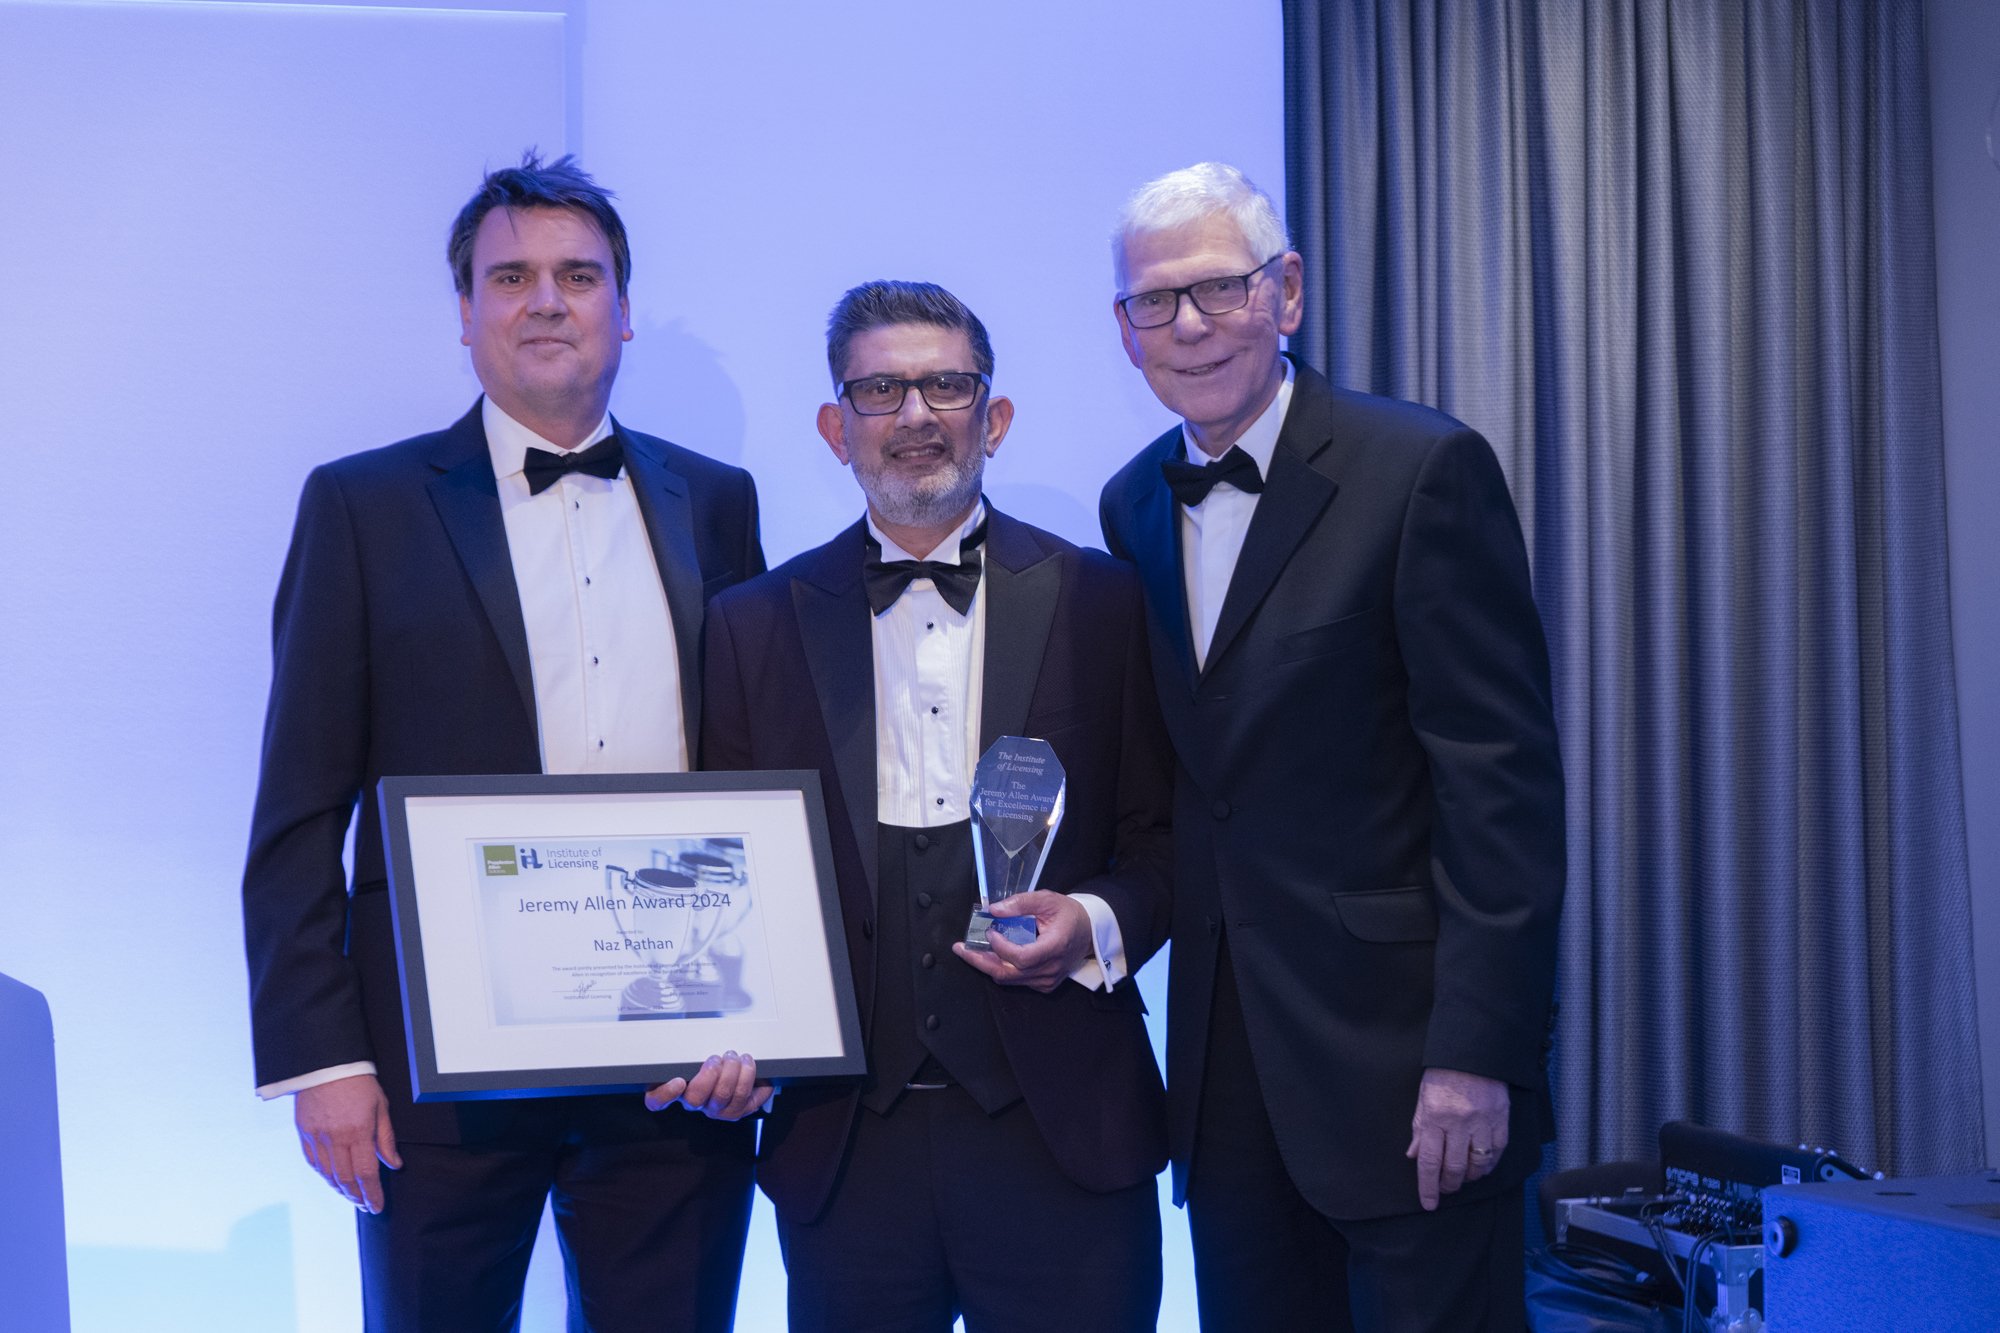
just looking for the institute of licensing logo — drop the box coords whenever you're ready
[482,845,543,876]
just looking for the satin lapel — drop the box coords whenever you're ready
[978,511,1061,750]
[1125,458,1198,695]
[792,525,880,906]
[425,409,537,731]
[1200,387,1340,680]
[619,423,707,743]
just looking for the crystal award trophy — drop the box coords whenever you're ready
[963,736,1067,951]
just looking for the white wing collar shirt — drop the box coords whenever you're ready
[867,502,1128,990]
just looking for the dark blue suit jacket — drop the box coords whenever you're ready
[1100,361,1564,1219]
[242,402,763,1142]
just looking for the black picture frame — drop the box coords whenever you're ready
[377,770,862,1101]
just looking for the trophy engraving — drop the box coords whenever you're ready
[964,736,1067,951]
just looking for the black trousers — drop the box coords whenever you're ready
[776,1084,1162,1333]
[1187,942,1526,1333]
[356,1102,753,1333]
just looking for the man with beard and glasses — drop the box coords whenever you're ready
[688,280,1173,1332]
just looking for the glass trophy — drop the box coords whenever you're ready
[963,736,1067,951]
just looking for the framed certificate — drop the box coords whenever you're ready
[377,770,863,1101]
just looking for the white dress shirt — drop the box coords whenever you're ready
[485,399,687,777]
[1180,361,1296,669]
[260,398,687,1098]
[870,506,987,829]
[867,505,1127,991]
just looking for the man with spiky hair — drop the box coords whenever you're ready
[692,280,1172,1331]
[1100,162,1565,1332]
[242,152,765,1330]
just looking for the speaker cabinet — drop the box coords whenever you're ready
[1762,1171,2000,1331]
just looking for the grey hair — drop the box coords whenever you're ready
[448,150,631,297]
[1112,162,1290,292]
[825,280,995,386]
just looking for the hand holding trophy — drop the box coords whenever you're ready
[963,736,1067,952]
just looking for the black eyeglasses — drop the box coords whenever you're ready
[1118,254,1284,329]
[839,371,991,416]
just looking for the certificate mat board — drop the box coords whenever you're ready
[379,771,862,1100]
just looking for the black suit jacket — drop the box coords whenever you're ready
[1100,362,1565,1220]
[699,508,1173,1223]
[242,402,764,1142]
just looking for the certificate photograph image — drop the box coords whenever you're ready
[472,834,773,1027]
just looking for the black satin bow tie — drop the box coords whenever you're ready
[523,436,625,495]
[1161,445,1266,507]
[864,518,989,616]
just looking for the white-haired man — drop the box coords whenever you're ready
[1098,162,1565,1331]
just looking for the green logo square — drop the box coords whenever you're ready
[482,845,519,877]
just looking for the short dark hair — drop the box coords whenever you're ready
[825,280,995,386]
[448,150,631,297]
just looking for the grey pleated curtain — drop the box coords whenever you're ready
[1282,0,1982,1176]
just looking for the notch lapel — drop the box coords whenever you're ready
[792,525,880,907]
[425,409,537,733]
[978,511,1062,750]
[618,423,708,744]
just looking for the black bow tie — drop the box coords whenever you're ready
[523,436,625,494]
[864,518,989,616]
[1161,445,1266,507]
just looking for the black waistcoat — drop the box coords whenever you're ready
[862,821,1021,1115]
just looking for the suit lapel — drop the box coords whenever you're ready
[1124,437,1199,694]
[1201,368,1340,679]
[619,422,708,744]
[425,407,538,732]
[978,510,1061,749]
[792,524,880,906]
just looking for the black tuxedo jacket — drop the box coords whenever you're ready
[699,508,1173,1223]
[1100,362,1565,1220]
[242,402,764,1142]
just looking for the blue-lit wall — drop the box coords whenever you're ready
[0,1,1282,1328]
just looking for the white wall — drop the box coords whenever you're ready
[0,2,1283,1328]
[1926,0,2000,1167]
[582,2,1284,564]
[0,3,567,1328]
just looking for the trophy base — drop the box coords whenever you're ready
[963,908,1039,952]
